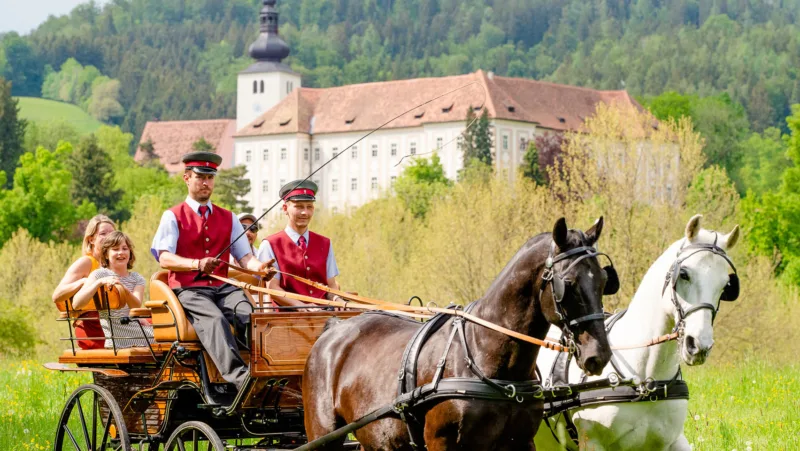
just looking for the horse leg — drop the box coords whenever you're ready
[668,434,691,451]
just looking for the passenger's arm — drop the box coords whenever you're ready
[239,254,277,280]
[52,257,92,304]
[268,276,313,307]
[122,284,144,308]
[72,273,119,310]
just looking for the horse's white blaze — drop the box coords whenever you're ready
[534,217,739,451]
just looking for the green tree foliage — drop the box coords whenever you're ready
[394,154,452,218]
[213,165,252,213]
[0,299,38,357]
[23,120,80,154]
[41,58,123,122]
[66,135,124,219]
[739,128,792,196]
[643,91,749,186]
[192,137,215,152]
[521,140,546,185]
[0,77,27,188]
[460,108,492,171]
[0,143,96,246]
[0,32,42,97]
[742,105,800,284]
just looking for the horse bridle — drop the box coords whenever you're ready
[540,233,619,342]
[662,235,739,328]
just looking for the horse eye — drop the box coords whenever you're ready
[679,268,690,281]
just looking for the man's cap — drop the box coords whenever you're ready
[237,212,258,224]
[182,151,222,174]
[280,179,318,201]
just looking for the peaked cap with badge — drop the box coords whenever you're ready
[182,151,223,175]
[280,180,318,201]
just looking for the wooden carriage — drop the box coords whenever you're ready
[47,270,360,450]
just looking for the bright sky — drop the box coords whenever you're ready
[0,0,111,35]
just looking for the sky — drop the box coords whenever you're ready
[0,0,110,35]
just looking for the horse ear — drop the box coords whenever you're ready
[585,216,604,246]
[723,224,740,250]
[553,217,568,249]
[685,214,702,242]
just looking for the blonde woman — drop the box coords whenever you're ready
[52,215,116,349]
[73,231,154,348]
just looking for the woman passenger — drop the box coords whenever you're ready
[52,214,116,349]
[73,231,154,349]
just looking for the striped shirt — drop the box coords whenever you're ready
[90,268,154,349]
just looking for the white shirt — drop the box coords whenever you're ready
[150,197,253,262]
[256,226,339,281]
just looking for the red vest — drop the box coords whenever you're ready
[266,230,330,299]
[168,202,232,289]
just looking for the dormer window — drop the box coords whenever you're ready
[414,111,424,119]
[558,117,566,123]
[345,117,355,124]
[442,103,454,113]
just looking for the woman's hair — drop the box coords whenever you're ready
[83,215,116,255]
[99,231,136,270]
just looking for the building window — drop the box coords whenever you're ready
[245,150,252,162]
[314,148,320,161]
[280,147,287,160]
[391,143,397,156]
[253,80,257,94]
[262,149,269,161]
[260,80,264,93]
[286,81,293,94]
[410,142,417,155]
[332,179,338,192]
[371,177,378,190]
[332,147,339,158]
[436,137,443,149]
[303,148,309,161]
[372,144,378,157]
[351,146,358,159]
[351,178,358,191]
[262,180,268,193]
[457,135,464,147]
[390,176,397,187]
[503,134,509,150]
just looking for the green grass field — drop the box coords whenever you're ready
[15,97,104,135]
[0,359,796,450]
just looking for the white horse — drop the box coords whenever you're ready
[534,215,740,451]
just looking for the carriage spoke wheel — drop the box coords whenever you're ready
[54,384,131,451]
[164,421,224,451]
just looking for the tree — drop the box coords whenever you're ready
[23,120,80,154]
[192,137,215,152]
[66,135,124,219]
[0,33,42,96]
[521,140,546,185]
[213,165,252,213]
[0,77,27,188]
[0,143,96,245]
[738,127,791,196]
[460,107,493,173]
[394,153,452,218]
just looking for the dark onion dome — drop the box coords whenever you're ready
[248,0,290,63]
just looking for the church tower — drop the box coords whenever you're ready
[236,0,301,130]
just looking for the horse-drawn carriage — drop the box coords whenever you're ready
[46,216,741,451]
[48,269,361,450]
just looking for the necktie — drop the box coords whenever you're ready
[298,235,307,252]
[198,205,209,222]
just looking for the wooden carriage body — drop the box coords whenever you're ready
[49,270,360,449]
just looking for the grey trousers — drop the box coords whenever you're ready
[174,284,253,390]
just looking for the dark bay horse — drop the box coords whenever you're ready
[303,217,614,450]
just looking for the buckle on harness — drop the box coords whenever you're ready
[608,372,620,388]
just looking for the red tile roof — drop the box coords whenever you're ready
[235,70,642,137]
[135,119,236,174]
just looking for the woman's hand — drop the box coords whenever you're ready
[97,276,120,290]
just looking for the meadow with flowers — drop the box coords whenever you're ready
[1,359,797,450]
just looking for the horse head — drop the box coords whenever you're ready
[536,217,615,375]
[667,214,740,365]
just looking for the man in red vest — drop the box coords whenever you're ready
[150,151,274,393]
[257,180,340,306]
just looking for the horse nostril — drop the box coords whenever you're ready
[584,356,604,375]
[685,336,699,355]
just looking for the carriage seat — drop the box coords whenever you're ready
[148,271,259,343]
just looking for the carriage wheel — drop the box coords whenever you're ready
[164,421,225,450]
[54,383,132,451]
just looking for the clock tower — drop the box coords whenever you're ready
[236,0,301,131]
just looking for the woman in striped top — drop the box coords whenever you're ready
[73,231,154,348]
